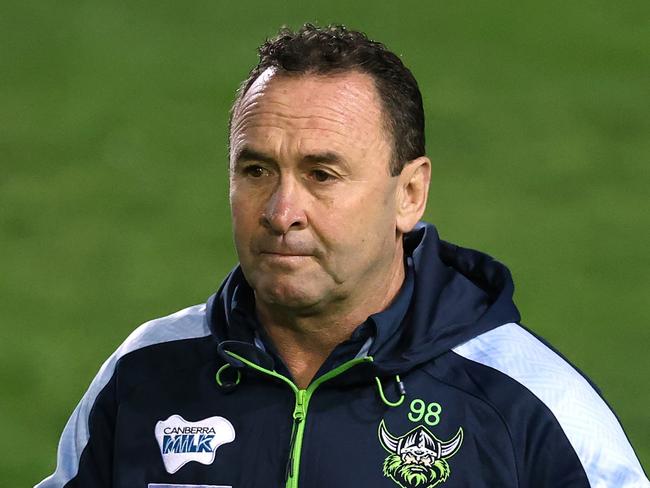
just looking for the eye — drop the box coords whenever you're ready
[243,165,269,178]
[309,169,335,183]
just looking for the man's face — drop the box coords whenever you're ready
[229,69,403,312]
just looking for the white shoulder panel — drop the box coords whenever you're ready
[453,322,649,488]
[35,304,211,488]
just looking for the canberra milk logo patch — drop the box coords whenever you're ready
[155,414,235,474]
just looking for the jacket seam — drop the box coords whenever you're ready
[421,356,522,488]
[447,350,590,486]
[67,369,117,487]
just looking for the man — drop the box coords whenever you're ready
[37,24,648,488]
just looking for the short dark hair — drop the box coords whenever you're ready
[230,24,425,176]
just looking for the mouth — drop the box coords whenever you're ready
[260,251,312,257]
[258,252,314,266]
[254,239,318,263]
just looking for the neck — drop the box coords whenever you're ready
[256,244,406,388]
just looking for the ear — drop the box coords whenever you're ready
[395,156,431,233]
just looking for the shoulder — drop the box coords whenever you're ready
[113,303,211,360]
[35,304,214,487]
[82,304,212,408]
[106,303,214,392]
[451,322,607,420]
[452,322,648,487]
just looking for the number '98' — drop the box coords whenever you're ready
[407,399,442,426]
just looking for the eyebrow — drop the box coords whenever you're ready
[234,147,277,165]
[302,151,344,165]
[234,147,348,168]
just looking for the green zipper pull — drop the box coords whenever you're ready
[294,389,306,421]
[285,389,306,481]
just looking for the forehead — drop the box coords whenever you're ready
[229,69,391,163]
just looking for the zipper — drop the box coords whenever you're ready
[285,389,305,480]
[225,351,373,488]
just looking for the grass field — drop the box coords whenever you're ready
[1,1,648,484]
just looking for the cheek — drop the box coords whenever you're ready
[312,195,395,267]
[230,186,260,226]
[230,199,259,255]
[317,185,390,232]
[230,202,250,226]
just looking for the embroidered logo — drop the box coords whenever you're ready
[155,414,235,474]
[378,419,463,488]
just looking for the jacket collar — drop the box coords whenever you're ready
[207,222,520,374]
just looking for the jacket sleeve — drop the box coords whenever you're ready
[34,356,118,488]
[453,323,650,487]
[515,401,650,488]
[35,305,210,487]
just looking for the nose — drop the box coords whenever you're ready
[260,177,307,234]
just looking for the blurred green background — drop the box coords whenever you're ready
[1,0,648,484]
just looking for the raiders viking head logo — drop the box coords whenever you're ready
[378,420,463,488]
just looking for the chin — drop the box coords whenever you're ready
[256,279,327,311]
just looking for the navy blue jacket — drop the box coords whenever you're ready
[37,223,649,488]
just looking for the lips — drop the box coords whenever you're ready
[260,251,312,257]
[255,239,317,258]
[259,251,313,262]
[256,246,317,267]
[257,251,313,269]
